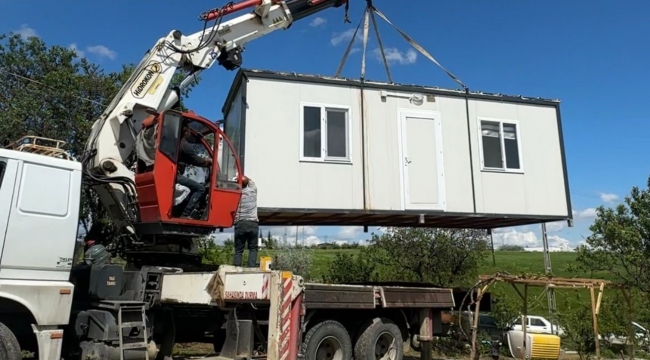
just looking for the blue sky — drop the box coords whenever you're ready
[3,0,650,249]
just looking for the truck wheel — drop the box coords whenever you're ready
[301,320,352,360]
[354,318,403,360]
[0,322,21,360]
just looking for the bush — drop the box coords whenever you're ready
[272,241,314,280]
[497,245,525,251]
[323,251,378,283]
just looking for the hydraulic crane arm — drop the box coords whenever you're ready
[82,0,349,237]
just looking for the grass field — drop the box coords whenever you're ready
[252,249,621,316]
[257,249,609,281]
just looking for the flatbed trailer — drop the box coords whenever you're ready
[155,266,454,360]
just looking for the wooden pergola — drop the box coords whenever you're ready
[467,273,634,360]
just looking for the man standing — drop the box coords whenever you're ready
[233,175,259,267]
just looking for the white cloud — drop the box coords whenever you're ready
[573,208,597,219]
[303,235,323,246]
[599,192,619,202]
[309,17,327,27]
[330,28,361,46]
[68,43,85,58]
[492,229,538,247]
[371,47,417,65]
[267,226,317,238]
[545,221,568,232]
[86,45,118,60]
[547,235,571,250]
[14,24,38,39]
[337,226,362,240]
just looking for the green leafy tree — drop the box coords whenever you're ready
[197,236,234,265]
[273,240,314,280]
[263,231,277,249]
[326,228,490,287]
[498,244,525,251]
[576,175,650,293]
[324,250,379,283]
[372,228,490,286]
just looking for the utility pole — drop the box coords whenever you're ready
[541,223,558,334]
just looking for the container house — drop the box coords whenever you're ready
[220,69,573,229]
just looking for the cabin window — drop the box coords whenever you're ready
[0,159,6,190]
[160,111,182,162]
[530,317,546,327]
[300,103,351,163]
[479,119,522,172]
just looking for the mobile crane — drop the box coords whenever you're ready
[0,1,467,359]
[81,0,351,268]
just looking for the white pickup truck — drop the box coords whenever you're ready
[510,315,565,336]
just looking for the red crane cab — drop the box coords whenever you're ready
[133,109,243,237]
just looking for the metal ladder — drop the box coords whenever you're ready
[5,135,76,160]
[117,303,150,360]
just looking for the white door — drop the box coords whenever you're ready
[399,110,445,211]
[0,158,18,259]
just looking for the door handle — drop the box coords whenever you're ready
[405,157,412,165]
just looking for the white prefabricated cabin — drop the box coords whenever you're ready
[220,69,573,229]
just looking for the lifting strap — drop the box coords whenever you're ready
[333,1,468,91]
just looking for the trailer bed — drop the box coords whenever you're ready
[159,272,455,311]
[303,283,454,309]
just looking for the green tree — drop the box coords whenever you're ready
[373,228,490,286]
[197,236,233,265]
[273,241,314,280]
[263,231,277,249]
[326,228,490,287]
[0,32,199,238]
[324,250,379,283]
[498,244,525,251]
[576,175,650,293]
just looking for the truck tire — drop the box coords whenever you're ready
[301,320,352,360]
[354,318,403,360]
[0,322,21,360]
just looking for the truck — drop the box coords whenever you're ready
[0,140,458,360]
[0,0,465,359]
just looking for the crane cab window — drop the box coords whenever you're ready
[159,112,182,162]
[170,118,216,220]
[0,159,6,189]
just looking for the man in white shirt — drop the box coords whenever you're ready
[233,175,259,267]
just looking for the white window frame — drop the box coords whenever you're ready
[299,102,353,164]
[477,117,524,173]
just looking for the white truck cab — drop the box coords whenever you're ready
[511,315,565,336]
[0,148,81,359]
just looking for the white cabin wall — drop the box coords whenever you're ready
[226,73,570,219]
[242,78,364,210]
[358,88,475,213]
[468,100,568,216]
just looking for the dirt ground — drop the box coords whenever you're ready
[170,342,591,360]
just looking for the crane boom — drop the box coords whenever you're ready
[81,0,348,244]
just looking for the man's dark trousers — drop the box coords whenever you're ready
[233,220,259,267]
[176,175,205,216]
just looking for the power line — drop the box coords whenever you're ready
[0,68,105,106]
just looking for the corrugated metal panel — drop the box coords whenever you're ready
[530,334,561,359]
[303,283,376,309]
[380,287,454,308]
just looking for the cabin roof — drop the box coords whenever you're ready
[222,68,561,115]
